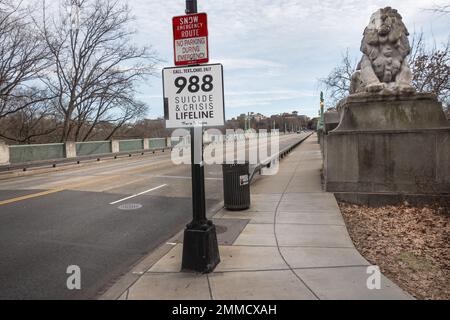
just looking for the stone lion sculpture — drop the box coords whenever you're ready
[350,7,416,94]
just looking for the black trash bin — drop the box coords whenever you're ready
[222,162,251,211]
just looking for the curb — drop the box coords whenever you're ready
[97,201,225,300]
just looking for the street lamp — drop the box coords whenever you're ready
[317,91,325,132]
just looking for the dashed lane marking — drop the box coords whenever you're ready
[109,184,168,205]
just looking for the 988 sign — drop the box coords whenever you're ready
[163,64,225,128]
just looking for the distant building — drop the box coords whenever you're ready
[226,111,310,131]
[252,113,266,122]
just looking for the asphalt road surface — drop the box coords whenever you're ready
[0,133,308,299]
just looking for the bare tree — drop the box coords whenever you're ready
[116,118,170,140]
[0,101,59,143]
[35,0,158,142]
[425,2,450,114]
[427,4,450,14]
[319,50,357,105]
[409,33,450,107]
[0,0,50,120]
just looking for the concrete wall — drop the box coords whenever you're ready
[325,129,450,194]
[0,140,10,165]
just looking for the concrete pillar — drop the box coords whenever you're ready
[65,141,77,158]
[143,138,150,150]
[0,140,10,165]
[111,140,120,153]
[166,137,171,147]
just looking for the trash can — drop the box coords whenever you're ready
[222,162,250,211]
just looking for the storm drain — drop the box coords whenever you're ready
[118,203,143,211]
[215,225,228,234]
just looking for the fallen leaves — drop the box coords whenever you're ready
[339,201,450,300]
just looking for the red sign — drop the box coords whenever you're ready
[172,13,209,66]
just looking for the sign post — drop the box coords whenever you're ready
[165,0,220,273]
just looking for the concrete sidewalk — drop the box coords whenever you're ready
[110,134,412,300]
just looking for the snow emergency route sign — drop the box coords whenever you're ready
[172,13,209,66]
[163,64,225,128]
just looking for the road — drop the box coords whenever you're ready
[0,133,308,299]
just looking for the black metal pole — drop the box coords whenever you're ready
[186,0,197,14]
[186,0,206,229]
[189,127,207,227]
[181,0,220,273]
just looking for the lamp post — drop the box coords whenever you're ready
[318,91,325,132]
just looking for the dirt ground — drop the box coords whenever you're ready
[339,202,450,300]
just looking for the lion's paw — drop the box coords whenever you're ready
[397,85,416,94]
[366,83,386,93]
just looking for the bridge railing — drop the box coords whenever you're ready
[248,132,313,183]
[0,131,307,173]
[0,137,170,172]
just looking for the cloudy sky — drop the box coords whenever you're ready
[108,1,449,119]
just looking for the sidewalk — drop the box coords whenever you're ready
[111,134,412,300]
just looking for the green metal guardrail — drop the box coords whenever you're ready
[76,141,112,156]
[119,139,144,152]
[9,143,66,164]
[149,138,166,149]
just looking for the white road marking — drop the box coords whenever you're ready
[109,184,167,205]
[151,175,222,181]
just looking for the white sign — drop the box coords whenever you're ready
[240,175,249,186]
[175,38,208,64]
[163,64,225,128]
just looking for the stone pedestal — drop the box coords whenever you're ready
[111,140,120,154]
[335,92,449,131]
[65,142,77,158]
[324,111,340,133]
[325,93,450,197]
[143,138,150,150]
[0,140,10,165]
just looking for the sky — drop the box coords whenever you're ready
[60,1,450,119]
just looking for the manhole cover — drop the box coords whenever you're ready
[118,203,143,211]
